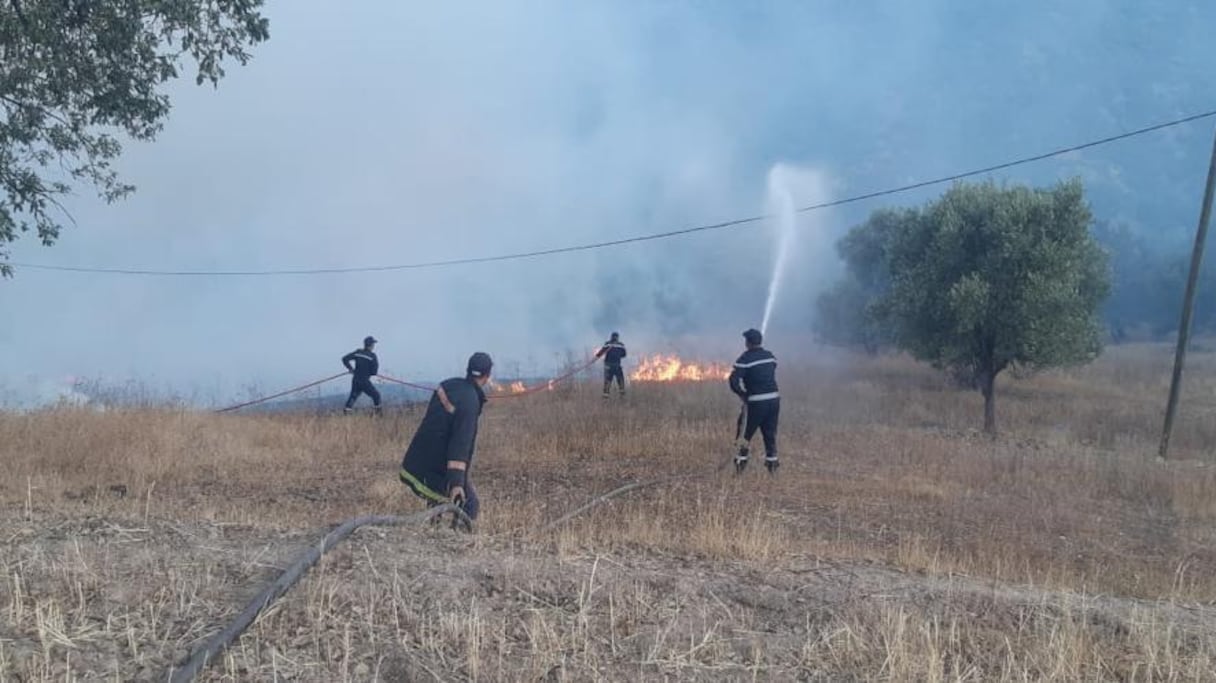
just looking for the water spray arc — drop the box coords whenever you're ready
[761,165,798,336]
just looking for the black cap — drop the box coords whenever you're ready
[743,328,762,346]
[467,352,494,378]
[364,336,377,346]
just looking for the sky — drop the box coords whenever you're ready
[2,1,1214,407]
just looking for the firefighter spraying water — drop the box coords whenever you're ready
[742,164,798,474]
[729,328,780,475]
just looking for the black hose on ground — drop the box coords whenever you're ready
[169,453,734,681]
[168,504,470,683]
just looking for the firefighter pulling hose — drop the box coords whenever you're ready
[341,335,382,415]
[398,352,494,522]
[213,352,597,413]
[595,331,628,398]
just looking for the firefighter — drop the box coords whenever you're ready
[398,352,493,522]
[342,336,382,414]
[728,328,779,475]
[595,332,627,398]
[342,332,379,413]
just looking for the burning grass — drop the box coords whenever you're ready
[629,354,732,383]
[1,344,1215,680]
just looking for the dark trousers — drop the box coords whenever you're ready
[603,365,625,395]
[735,398,779,460]
[346,376,382,408]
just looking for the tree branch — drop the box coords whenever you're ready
[9,0,30,29]
[44,193,78,228]
[0,94,76,131]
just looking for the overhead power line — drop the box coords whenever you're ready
[11,107,1216,277]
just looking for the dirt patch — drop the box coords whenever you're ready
[4,511,1214,681]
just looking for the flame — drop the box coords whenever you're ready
[629,354,731,382]
[489,379,529,394]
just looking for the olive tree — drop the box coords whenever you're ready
[814,207,907,353]
[879,179,1110,433]
[1,0,270,275]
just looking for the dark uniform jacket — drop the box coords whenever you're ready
[596,339,627,367]
[399,377,487,499]
[729,348,779,401]
[342,349,379,379]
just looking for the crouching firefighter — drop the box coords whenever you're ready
[595,332,627,398]
[398,352,493,527]
[729,328,780,475]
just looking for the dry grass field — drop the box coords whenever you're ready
[2,343,1216,681]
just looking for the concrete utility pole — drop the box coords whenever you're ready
[1159,127,1216,460]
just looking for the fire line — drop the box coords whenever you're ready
[629,354,731,382]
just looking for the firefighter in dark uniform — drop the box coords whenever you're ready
[728,328,780,474]
[398,352,493,522]
[342,336,382,414]
[595,332,627,398]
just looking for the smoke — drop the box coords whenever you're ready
[0,376,97,411]
[0,2,1213,406]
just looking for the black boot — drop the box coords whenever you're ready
[765,458,779,475]
[734,447,749,474]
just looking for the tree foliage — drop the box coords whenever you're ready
[820,213,1216,352]
[0,0,270,275]
[814,208,906,353]
[820,179,1110,433]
